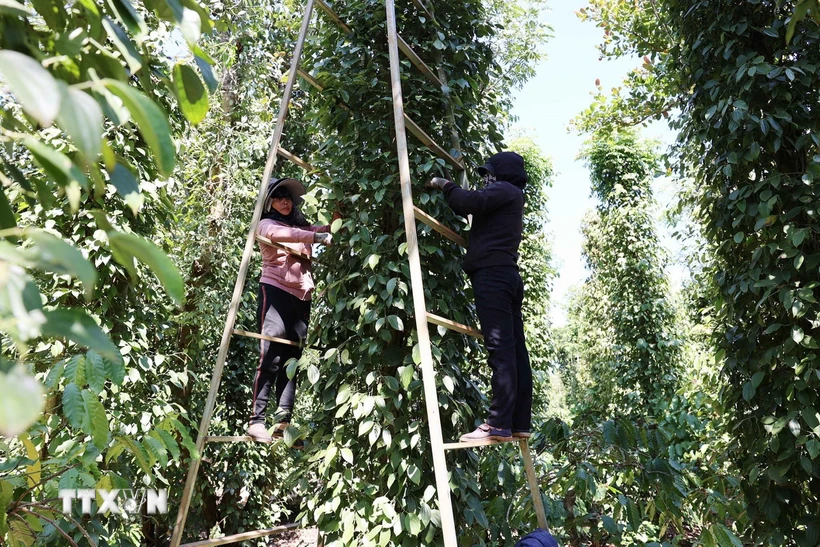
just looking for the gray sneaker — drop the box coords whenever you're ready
[459,423,513,442]
[245,423,273,443]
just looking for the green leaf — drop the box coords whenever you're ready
[26,229,97,299]
[172,63,208,124]
[0,187,17,233]
[331,218,343,234]
[143,435,167,467]
[341,447,353,464]
[307,364,320,384]
[626,499,641,531]
[105,0,147,37]
[103,80,176,177]
[411,343,421,364]
[0,0,32,17]
[336,383,351,405]
[602,514,619,536]
[155,428,180,461]
[715,525,743,547]
[178,7,202,45]
[102,17,143,73]
[398,365,415,389]
[792,326,805,344]
[56,85,104,162]
[387,315,403,331]
[802,407,820,435]
[742,381,754,402]
[143,0,183,22]
[407,463,421,484]
[44,360,65,389]
[23,136,89,195]
[109,163,144,214]
[107,231,185,307]
[0,50,61,126]
[0,365,44,437]
[115,435,152,473]
[104,352,125,385]
[41,309,123,366]
[84,350,107,394]
[82,389,108,449]
[194,54,217,93]
[62,382,85,429]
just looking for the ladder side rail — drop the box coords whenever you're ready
[519,440,549,530]
[385,1,458,545]
[169,2,317,545]
[411,0,435,20]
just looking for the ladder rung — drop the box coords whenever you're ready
[255,235,312,261]
[205,436,254,443]
[316,0,351,33]
[179,524,298,547]
[277,147,315,172]
[397,34,443,88]
[411,0,435,21]
[297,68,352,112]
[298,68,324,91]
[442,437,523,450]
[414,206,467,247]
[403,114,464,170]
[426,312,482,338]
[233,329,304,348]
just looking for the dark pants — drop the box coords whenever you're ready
[249,283,310,425]
[470,266,532,431]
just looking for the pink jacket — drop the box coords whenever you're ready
[256,219,330,301]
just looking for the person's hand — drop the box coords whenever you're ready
[426,177,451,190]
[314,232,333,246]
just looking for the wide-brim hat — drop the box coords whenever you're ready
[267,177,306,207]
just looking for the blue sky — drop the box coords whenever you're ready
[508,0,678,325]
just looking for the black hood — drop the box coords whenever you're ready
[483,151,527,188]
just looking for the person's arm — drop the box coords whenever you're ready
[442,181,514,216]
[257,220,316,244]
[309,224,331,233]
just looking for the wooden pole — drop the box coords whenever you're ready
[519,440,548,530]
[168,2,316,545]
[385,1,458,545]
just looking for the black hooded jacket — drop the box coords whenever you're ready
[442,152,528,275]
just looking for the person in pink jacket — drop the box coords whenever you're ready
[245,177,332,445]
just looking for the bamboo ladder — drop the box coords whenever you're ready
[170,1,547,546]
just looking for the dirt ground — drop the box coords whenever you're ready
[267,527,319,546]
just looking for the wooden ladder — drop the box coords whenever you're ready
[169,1,547,545]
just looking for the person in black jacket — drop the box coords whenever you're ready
[427,151,532,442]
